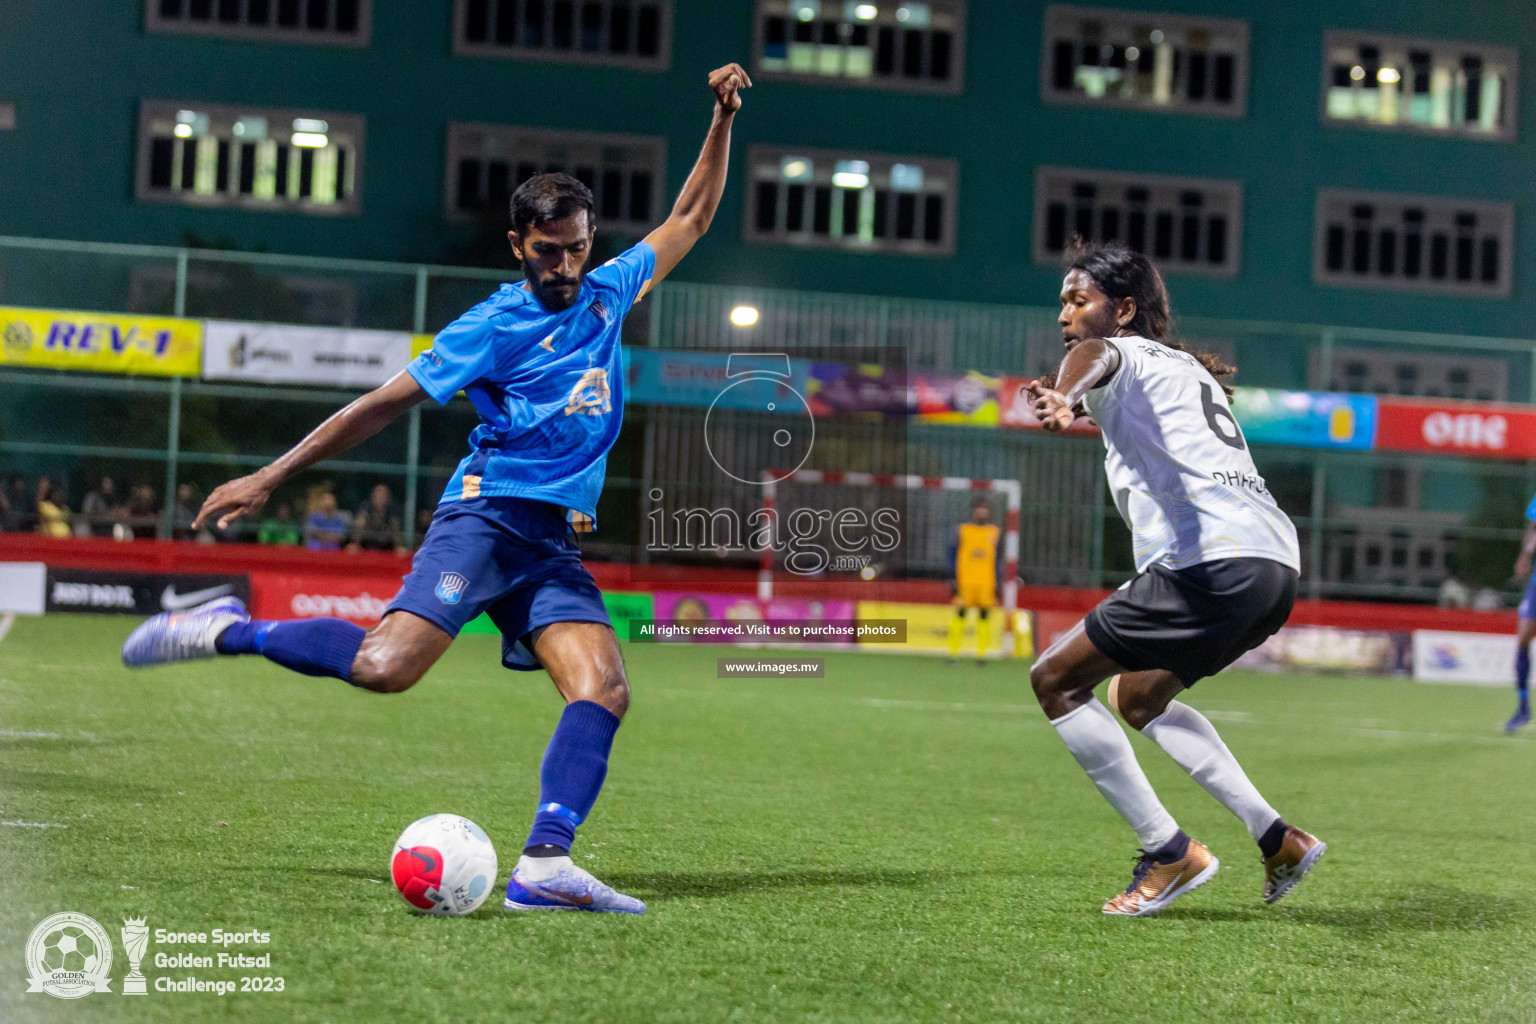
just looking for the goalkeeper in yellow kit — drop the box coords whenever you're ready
[948,499,1002,664]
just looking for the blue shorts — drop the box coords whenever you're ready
[1520,577,1536,621]
[385,496,611,671]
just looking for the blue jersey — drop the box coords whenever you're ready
[1526,494,1536,522]
[407,242,655,526]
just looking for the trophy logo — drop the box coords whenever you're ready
[120,917,148,995]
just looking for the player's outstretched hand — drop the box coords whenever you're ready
[1028,381,1076,432]
[193,472,274,531]
[709,63,752,112]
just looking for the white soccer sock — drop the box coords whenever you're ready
[1051,698,1180,850]
[1141,700,1279,842]
[516,854,573,881]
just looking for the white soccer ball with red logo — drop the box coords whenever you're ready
[390,814,499,916]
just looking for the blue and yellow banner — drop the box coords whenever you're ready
[0,306,202,376]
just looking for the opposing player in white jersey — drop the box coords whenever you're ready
[1027,241,1325,917]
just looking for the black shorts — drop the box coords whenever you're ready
[1083,557,1298,686]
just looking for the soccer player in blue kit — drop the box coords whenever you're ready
[1507,495,1536,731]
[123,62,753,914]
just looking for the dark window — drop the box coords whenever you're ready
[629,171,652,221]
[149,138,175,189]
[812,186,832,234]
[895,193,917,239]
[785,184,806,232]
[274,144,290,195]
[334,148,348,197]
[601,169,624,219]
[298,147,315,198]
[278,0,301,26]
[215,140,231,193]
[636,3,659,55]
[249,0,270,21]
[923,194,944,243]
[466,0,490,40]
[306,0,329,30]
[189,0,213,19]
[237,143,257,194]
[217,0,240,23]
[179,141,197,190]
[841,190,860,236]
[552,0,574,47]
[755,181,778,232]
[457,159,482,209]
[335,0,358,31]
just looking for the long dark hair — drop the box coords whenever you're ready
[1051,239,1236,398]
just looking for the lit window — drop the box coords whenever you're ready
[455,0,671,68]
[745,146,956,255]
[1034,167,1241,276]
[1322,31,1516,140]
[446,124,665,232]
[756,0,965,92]
[1041,5,1248,117]
[137,101,362,214]
[144,0,370,45]
[1314,189,1513,296]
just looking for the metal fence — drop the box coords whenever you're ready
[3,235,1535,602]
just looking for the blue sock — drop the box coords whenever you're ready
[524,701,622,854]
[216,618,365,682]
[1518,647,1531,711]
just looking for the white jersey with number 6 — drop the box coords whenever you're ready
[1081,335,1301,574]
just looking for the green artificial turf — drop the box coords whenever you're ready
[1,614,1533,1023]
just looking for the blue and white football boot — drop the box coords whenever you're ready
[122,597,249,668]
[503,857,646,915]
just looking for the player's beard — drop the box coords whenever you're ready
[524,262,585,311]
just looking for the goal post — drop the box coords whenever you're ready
[757,470,1022,655]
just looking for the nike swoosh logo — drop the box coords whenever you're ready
[530,883,592,906]
[411,848,438,874]
[161,583,237,610]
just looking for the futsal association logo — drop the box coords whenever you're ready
[24,911,114,999]
[435,572,470,605]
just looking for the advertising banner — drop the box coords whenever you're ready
[0,561,46,615]
[1231,389,1377,450]
[0,306,201,376]
[650,591,858,646]
[624,349,813,411]
[44,569,249,616]
[1234,626,1410,675]
[1375,397,1536,461]
[203,321,416,388]
[806,363,1000,424]
[461,590,656,638]
[854,600,1010,657]
[1412,629,1516,685]
[248,573,400,625]
[998,376,1100,435]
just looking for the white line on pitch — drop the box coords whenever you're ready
[0,612,14,646]
[0,729,60,739]
[1,820,69,829]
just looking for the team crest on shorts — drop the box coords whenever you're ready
[435,572,470,605]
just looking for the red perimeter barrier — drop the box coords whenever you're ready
[0,535,1517,635]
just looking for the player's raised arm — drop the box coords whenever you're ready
[193,369,429,530]
[641,62,751,289]
[1029,339,1121,432]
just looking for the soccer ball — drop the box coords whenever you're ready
[41,926,100,974]
[390,814,499,916]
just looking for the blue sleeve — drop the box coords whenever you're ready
[586,241,657,312]
[406,312,498,405]
[1526,494,1536,522]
